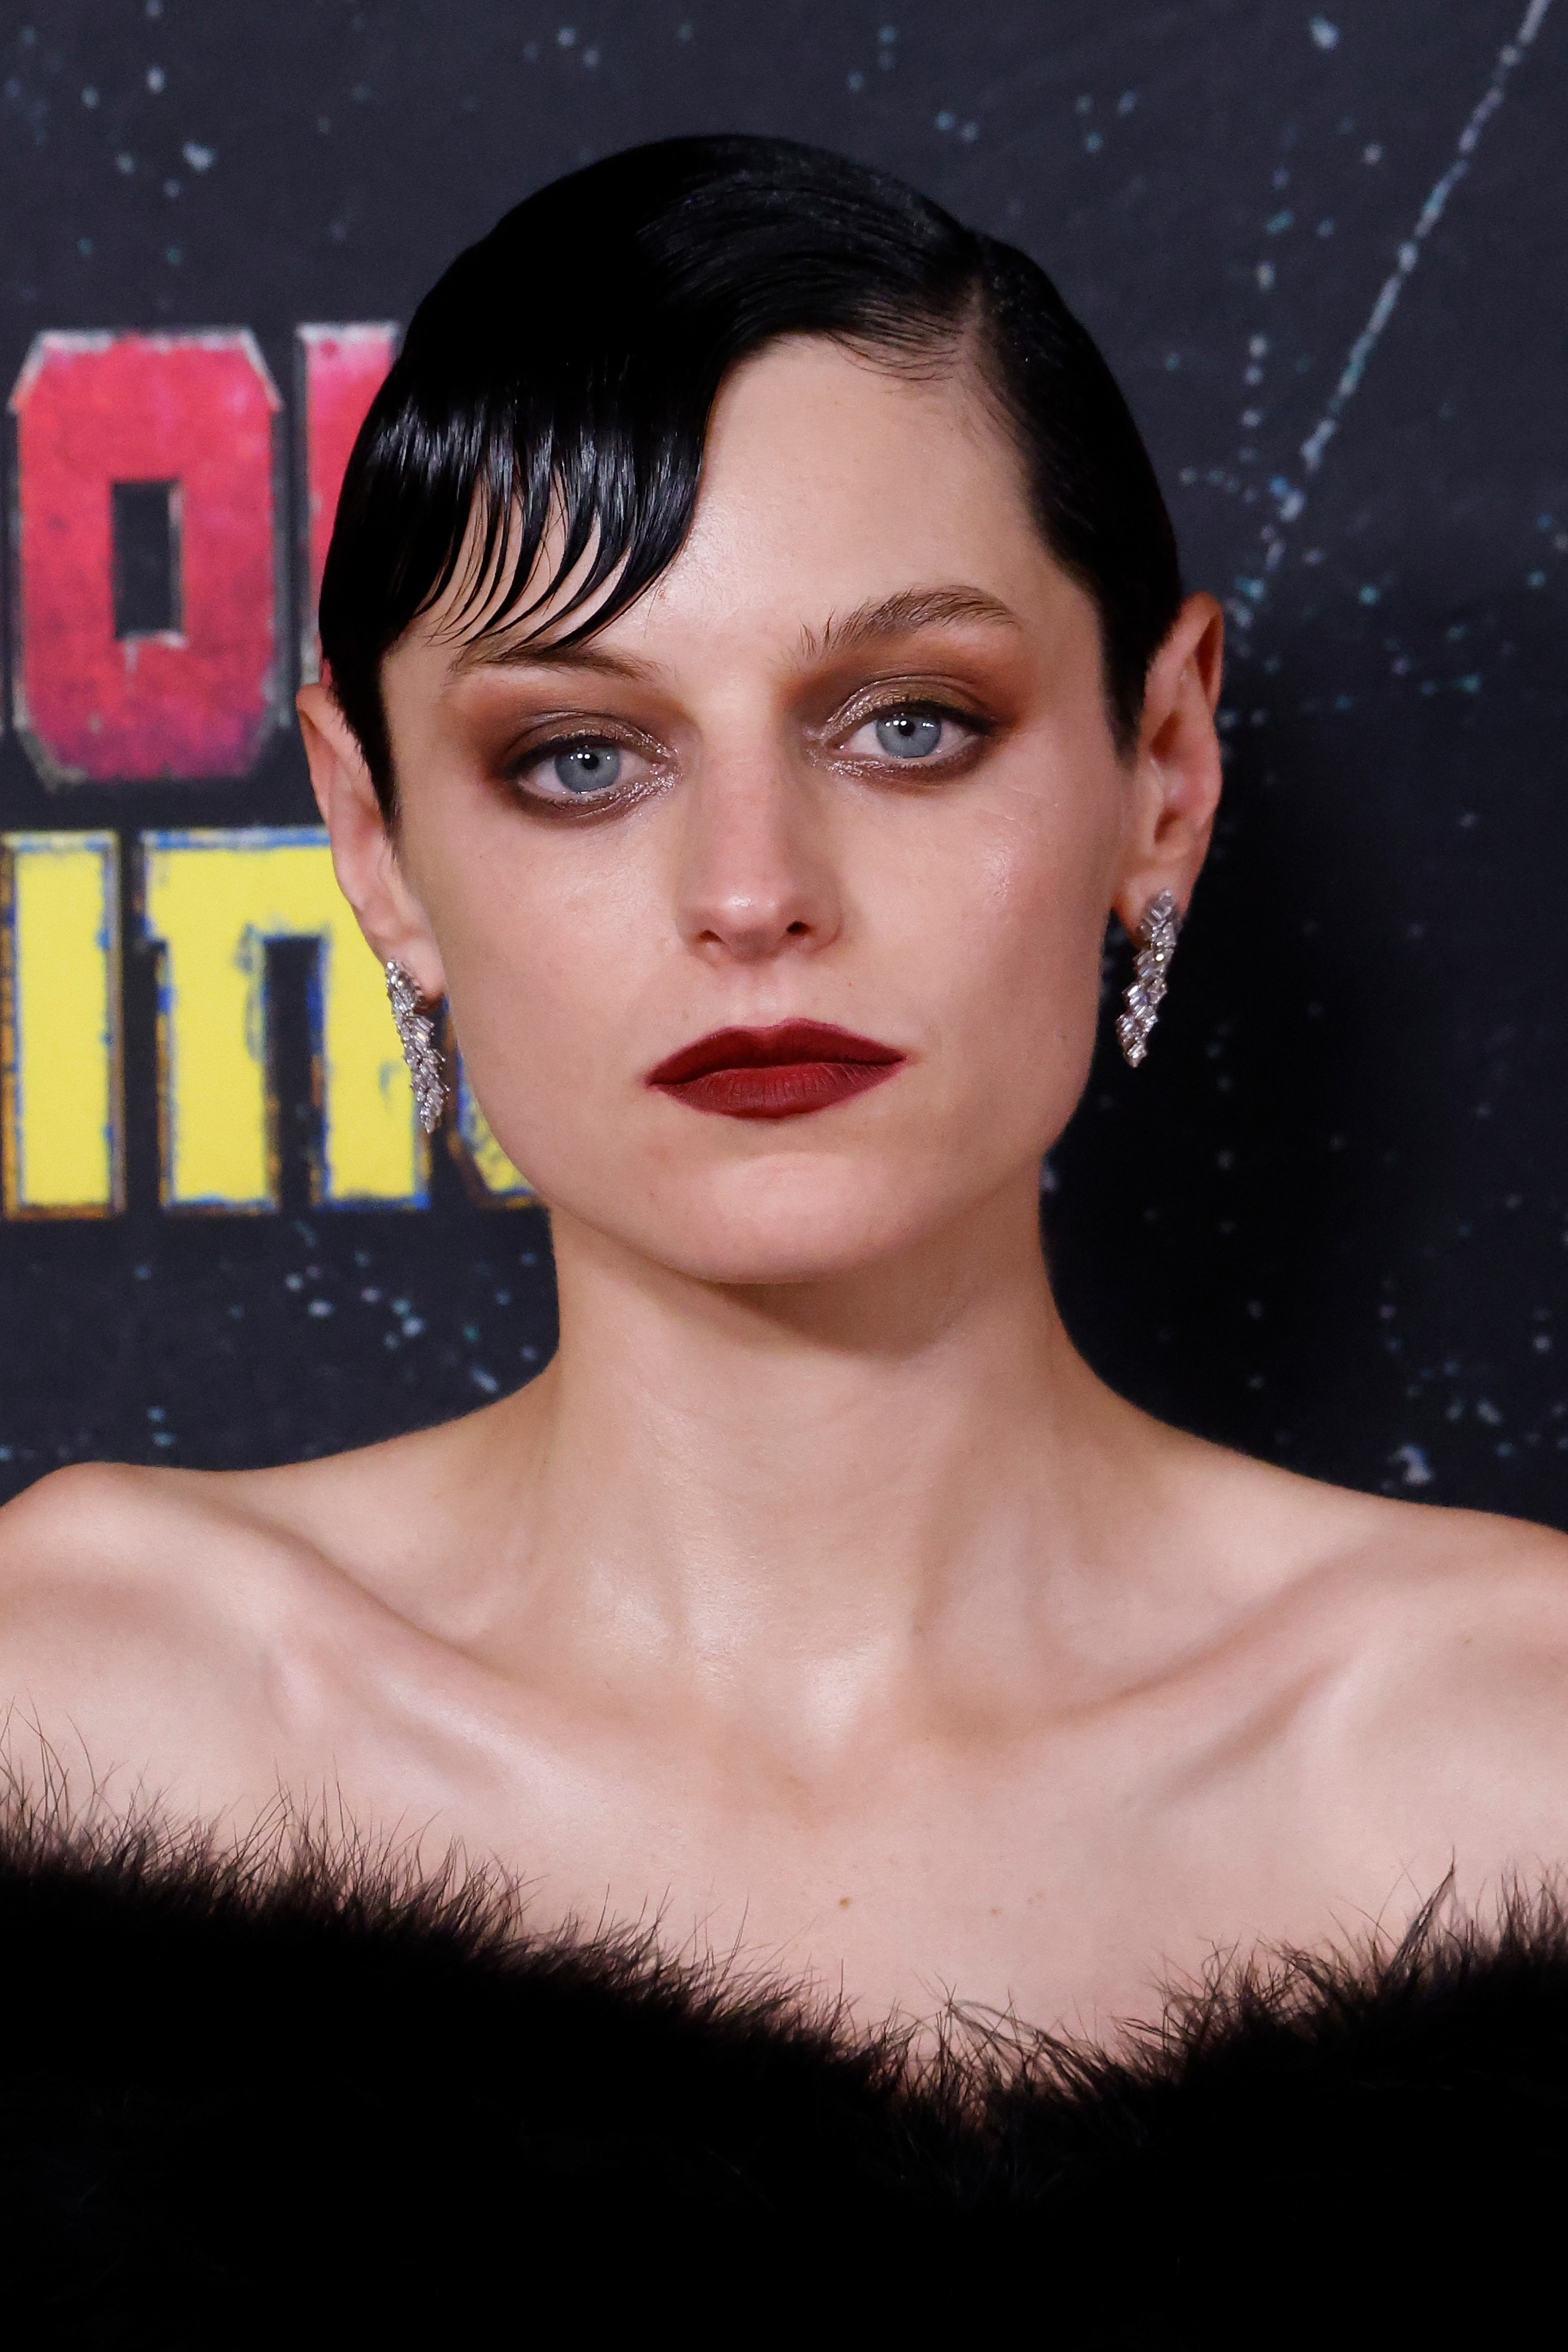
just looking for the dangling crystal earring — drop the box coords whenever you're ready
[384,959,446,1133]
[1116,890,1182,1068]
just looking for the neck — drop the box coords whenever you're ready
[480,1168,1168,1741]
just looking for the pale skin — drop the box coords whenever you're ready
[3,336,1568,2043]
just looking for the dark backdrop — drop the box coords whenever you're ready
[1,0,1564,1522]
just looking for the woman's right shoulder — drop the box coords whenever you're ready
[0,1428,474,1642]
[0,1458,367,1685]
[0,1459,276,1596]
[0,1457,396,1814]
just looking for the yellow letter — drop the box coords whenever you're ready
[1,830,123,1216]
[139,827,425,1210]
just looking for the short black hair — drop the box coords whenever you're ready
[319,134,1183,815]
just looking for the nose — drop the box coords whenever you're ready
[673,758,843,964]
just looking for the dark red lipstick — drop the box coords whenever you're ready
[647,1021,906,1120]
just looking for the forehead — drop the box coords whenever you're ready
[407,335,1076,676]
[672,337,1046,604]
[693,334,1033,547]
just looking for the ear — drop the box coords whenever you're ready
[1112,591,1225,936]
[296,682,448,1002]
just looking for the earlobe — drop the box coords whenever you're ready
[294,685,448,1002]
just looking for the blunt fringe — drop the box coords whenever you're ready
[318,135,1184,813]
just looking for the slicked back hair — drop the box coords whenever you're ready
[318,134,1184,817]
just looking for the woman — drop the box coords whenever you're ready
[3,136,1567,2332]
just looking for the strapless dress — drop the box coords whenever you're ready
[0,1804,1560,2345]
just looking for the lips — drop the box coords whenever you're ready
[647,1020,907,1121]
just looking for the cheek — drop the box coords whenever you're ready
[420,833,659,1172]
[906,778,1118,1127]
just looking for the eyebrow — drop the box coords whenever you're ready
[446,632,658,682]
[802,585,1022,660]
[445,580,1021,682]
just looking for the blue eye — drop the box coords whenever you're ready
[874,711,943,759]
[553,744,622,791]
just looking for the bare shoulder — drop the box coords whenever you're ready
[1201,1437,1568,1695]
[1348,1488,1568,1695]
[1258,1473,1568,1889]
[1178,1424,1568,1615]
[0,1403,501,1719]
[1280,1467,1568,1647]
[0,1447,434,1815]
[0,1455,314,1603]
[0,1395,486,1598]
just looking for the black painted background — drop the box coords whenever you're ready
[0,0,1564,1521]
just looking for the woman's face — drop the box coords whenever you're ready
[363,337,1219,1285]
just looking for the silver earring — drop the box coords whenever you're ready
[1116,891,1182,1068]
[384,959,446,1133]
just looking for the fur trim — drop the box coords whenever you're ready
[1,1797,1564,2343]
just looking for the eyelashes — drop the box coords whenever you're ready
[502,695,996,817]
[834,699,994,772]
[504,729,670,813]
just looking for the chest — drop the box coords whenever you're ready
[307,1664,1342,2034]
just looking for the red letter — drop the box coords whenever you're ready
[9,331,282,783]
[295,324,398,681]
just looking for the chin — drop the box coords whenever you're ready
[574,1149,968,1288]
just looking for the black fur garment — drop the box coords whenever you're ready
[1,1806,1565,2347]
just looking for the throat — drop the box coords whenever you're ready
[446,1202,1153,1744]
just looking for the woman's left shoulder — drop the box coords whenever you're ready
[1316,1484,1568,1648]
[1181,1433,1568,1657]
[1278,1487,1568,1876]
[1197,1431,1568,1627]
